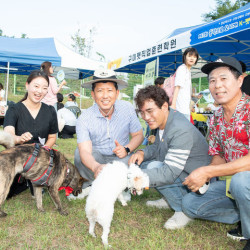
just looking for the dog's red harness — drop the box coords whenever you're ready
[22,143,54,186]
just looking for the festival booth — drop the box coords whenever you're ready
[0,37,105,116]
[109,3,250,77]
[0,37,105,79]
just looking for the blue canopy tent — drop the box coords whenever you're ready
[112,3,250,77]
[0,37,105,103]
[0,37,104,78]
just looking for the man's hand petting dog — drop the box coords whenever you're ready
[93,164,105,178]
[128,150,144,165]
[113,140,127,158]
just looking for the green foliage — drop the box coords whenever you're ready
[119,73,143,99]
[202,0,250,22]
[0,137,243,249]
[71,29,86,56]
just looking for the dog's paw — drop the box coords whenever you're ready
[37,208,45,213]
[0,211,7,217]
[121,201,127,206]
[59,210,68,216]
[90,232,96,238]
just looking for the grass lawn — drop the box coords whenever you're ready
[0,137,244,249]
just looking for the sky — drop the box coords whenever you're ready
[0,0,218,62]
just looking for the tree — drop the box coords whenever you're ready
[71,29,86,56]
[71,27,106,61]
[21,33,28,39]
[202,0,250,22]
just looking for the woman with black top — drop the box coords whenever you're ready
[3,70,58,198]
[4,70,58,147]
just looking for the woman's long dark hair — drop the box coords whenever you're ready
[19,70,49,102]
[41,61,52,76]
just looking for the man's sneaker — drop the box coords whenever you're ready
[146,198,170,209]
[244,239,250,250]
[67,186,91,201]
[164,211,193,230]
[227,222,247,241]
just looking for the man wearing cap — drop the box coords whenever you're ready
[182,57,250,250]
[68,69,144,200]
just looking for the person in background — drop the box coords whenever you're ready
[57,93,77,139]
[0,83,5,105]
[4,70,58,198]
[40,61,66,110]
[182,56,250,250]
[240,61,250,95]
[171,47,199,121]
[154,76,165,89]
[65,93,78,108]
[57,93,64,110]
[205,100,221,112]
[68,69,144,200]
[129,85,211,230]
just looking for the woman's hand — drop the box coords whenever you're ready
[18,132,33,144]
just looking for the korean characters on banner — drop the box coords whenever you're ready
[128,39,177,63]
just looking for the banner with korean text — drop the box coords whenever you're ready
[144,60,156,87]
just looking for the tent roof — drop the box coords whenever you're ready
[112,3,250,77]
[0,37,105,79]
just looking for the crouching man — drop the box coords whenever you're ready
[182,57,250,250]
[129,85,211,230]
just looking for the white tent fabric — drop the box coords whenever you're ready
[53,39,105,79]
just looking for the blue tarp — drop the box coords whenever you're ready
[0,37,61,75]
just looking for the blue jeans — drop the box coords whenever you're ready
[182,171,250,239]
[140,161,190,212]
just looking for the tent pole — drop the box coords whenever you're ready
[5,62,10,103]
[156,56,159,77]
[13,74,16,95]
[199,77,201,93]
[80,79,83,109]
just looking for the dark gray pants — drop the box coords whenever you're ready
[74,147,131,188]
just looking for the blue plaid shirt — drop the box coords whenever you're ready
[76,100,142,155]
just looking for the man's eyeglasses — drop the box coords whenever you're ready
[136,107,159,118]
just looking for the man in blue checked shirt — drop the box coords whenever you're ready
[67,69,144,201]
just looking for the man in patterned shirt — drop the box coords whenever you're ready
[129,85,211,230]
[182,57,250,250]
[68,69,144,200]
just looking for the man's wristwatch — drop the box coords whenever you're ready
[124,146,131,155]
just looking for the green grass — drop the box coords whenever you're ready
[0,138,244,249]
[0,95,244,249]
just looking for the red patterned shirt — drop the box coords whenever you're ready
[208,93,250,162]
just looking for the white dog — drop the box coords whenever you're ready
[85,161,149,247]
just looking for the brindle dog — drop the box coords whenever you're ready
[0,131,87,217]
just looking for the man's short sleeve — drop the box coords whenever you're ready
[208,115,222,156]
[76,112,91,143]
